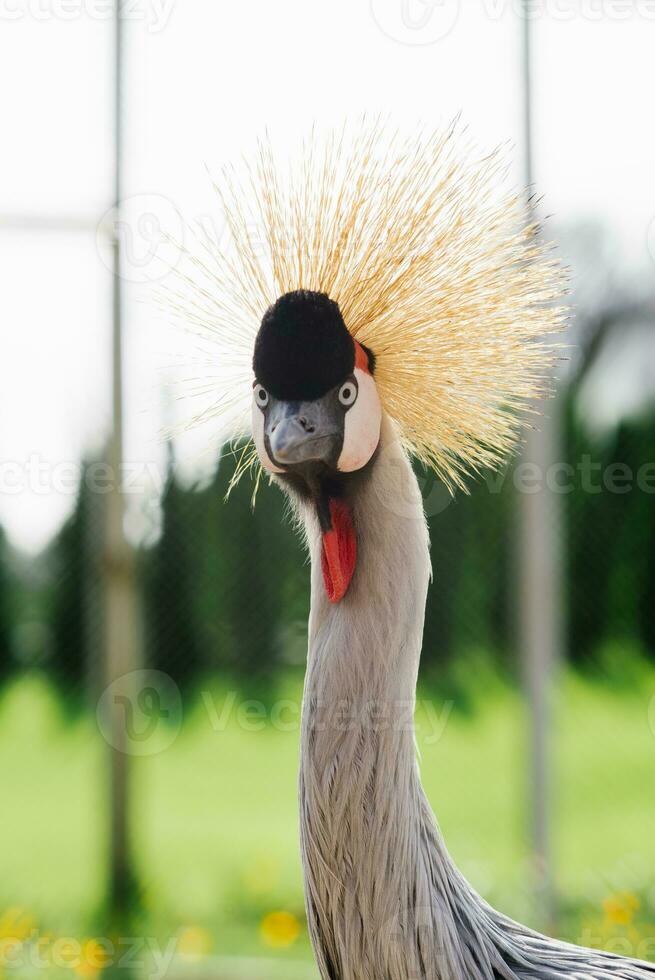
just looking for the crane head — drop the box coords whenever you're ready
[251,290,382,602]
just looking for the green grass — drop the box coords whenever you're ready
[1,662,654,970]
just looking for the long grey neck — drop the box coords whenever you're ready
[304,414,430,724]
[297,417,438,979]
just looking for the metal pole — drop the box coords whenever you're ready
[518,3,561,930]
[104,0,138,922]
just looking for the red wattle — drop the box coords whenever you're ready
[321,499,357,603]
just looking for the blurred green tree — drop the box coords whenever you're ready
[566,403,616,665]
[48,464,93,693]
[142,445,308,696]
[143,446,205,689]
[208,448,305,691]
[421,465,512,695]
[0,526,13,681]
[566,408,655,667]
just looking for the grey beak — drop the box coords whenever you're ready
[266,401,342,467]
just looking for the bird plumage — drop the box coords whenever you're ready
[163,119,565,489]
[165,120,653,979]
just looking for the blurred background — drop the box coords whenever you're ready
[1,2,655,978]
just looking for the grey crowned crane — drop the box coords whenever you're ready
[166,121,654,980]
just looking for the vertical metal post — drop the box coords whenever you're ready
[104,0,138,921]
[518,3,561,930]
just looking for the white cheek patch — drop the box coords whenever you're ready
[251,397,284,473]
[338,368,382,472]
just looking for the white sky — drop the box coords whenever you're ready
[1,1,654,552]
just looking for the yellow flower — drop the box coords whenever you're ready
[260,911,301,949]
[176,927,213,963]
[603,892,640,927]
[0,908,36,941]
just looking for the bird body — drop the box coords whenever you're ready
[166,121,654,980]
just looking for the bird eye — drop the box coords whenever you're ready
[338,379,358,407]
[254,384,269,408]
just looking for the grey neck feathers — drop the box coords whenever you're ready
[293,416,654,980]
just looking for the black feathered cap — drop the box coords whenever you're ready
[253,290,356,401]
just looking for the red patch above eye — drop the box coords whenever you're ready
[354,341,372,375]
